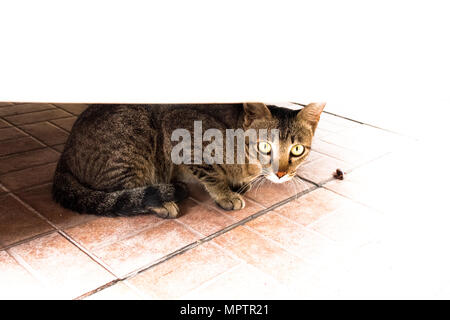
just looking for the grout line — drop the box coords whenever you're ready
[177,263,245,299]
[0,145,47,158]
[3,115,75,127]
[73,279,121,300]
[235,221,321,265]
[0,105,56,117]
[7,181,54,194]
[0,103,15,108]
[90,219,167,252]
[323,185,386,215]
[50,103,80,117]
[6,193,60,231]
[48,119,72,134]
[6,248,51,288]
[323,111,410,137]
[1,229,58,251]
[45,119,72,135]
[119,280,153,299]
[0,160,58,176]
[0,117,64,155]
[58,229,120,278]
[295,175,320,187]
[297,149,393,189]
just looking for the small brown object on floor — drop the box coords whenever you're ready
[333,168,344,180]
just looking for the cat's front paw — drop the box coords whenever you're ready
[215,194,245,211]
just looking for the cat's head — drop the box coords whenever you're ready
[243,102,326,184]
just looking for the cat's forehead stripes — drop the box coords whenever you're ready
[266,105,312,144]
[266,105,300,141]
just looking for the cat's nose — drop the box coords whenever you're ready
[276,171,287,178]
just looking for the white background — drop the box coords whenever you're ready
[1,0,449,136]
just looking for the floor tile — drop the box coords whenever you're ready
[0,194,54,248]
[177,199,235,236]
[274,188,350,226]
[54,103,88,115]
[297,153,351,184]
[311,138,372,165]
[302,149,323,165]
[183,263,289,299]
[0,136,44,156]
[323,152,408,212]
[52,144,66,152]
[92,220,199,277]
[84,281,142,300]
[50,117,77,132]
[4,109,72,125]
[128,242,240,299]
[246,211,344,265]
[245,178,314,207]
[0,148,60,175]
[0,127,26,141]
[213,226,313,285]
[313,127,333,139]
[320,113,360,128]
[320,124,401,154]
[309,202,382,247]
[20,122,69,146]
[16,184,97,229]
[0,162,57,191]
[66,214,163,250]
[316,117,353,133]
[9,232,115,299]
[0,103,55,117]
[0,250,45,299]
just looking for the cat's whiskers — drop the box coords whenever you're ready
[254,175,267,194]
[287,175,300,200]
[250,175,264,192]
[292,175,310,199]
[236,174,263,194]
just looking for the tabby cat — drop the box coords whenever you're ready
[52,102,325,218]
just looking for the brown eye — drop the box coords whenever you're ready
[257,141,272,154]
[290,144,305,156]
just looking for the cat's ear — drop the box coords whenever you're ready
[297,102,326,130]
[243,102,272,127]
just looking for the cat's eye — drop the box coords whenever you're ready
[290,144,305,157]
[257,141,272,154]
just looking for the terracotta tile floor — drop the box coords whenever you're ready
[0,102,438,299]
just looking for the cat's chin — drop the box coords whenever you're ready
[266,173,292,184]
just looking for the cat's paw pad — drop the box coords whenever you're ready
[216,195,245,211]
[152,201,180,219]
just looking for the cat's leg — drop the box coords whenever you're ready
[188,166,245,210]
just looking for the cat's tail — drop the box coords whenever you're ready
[52,162,188,217]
